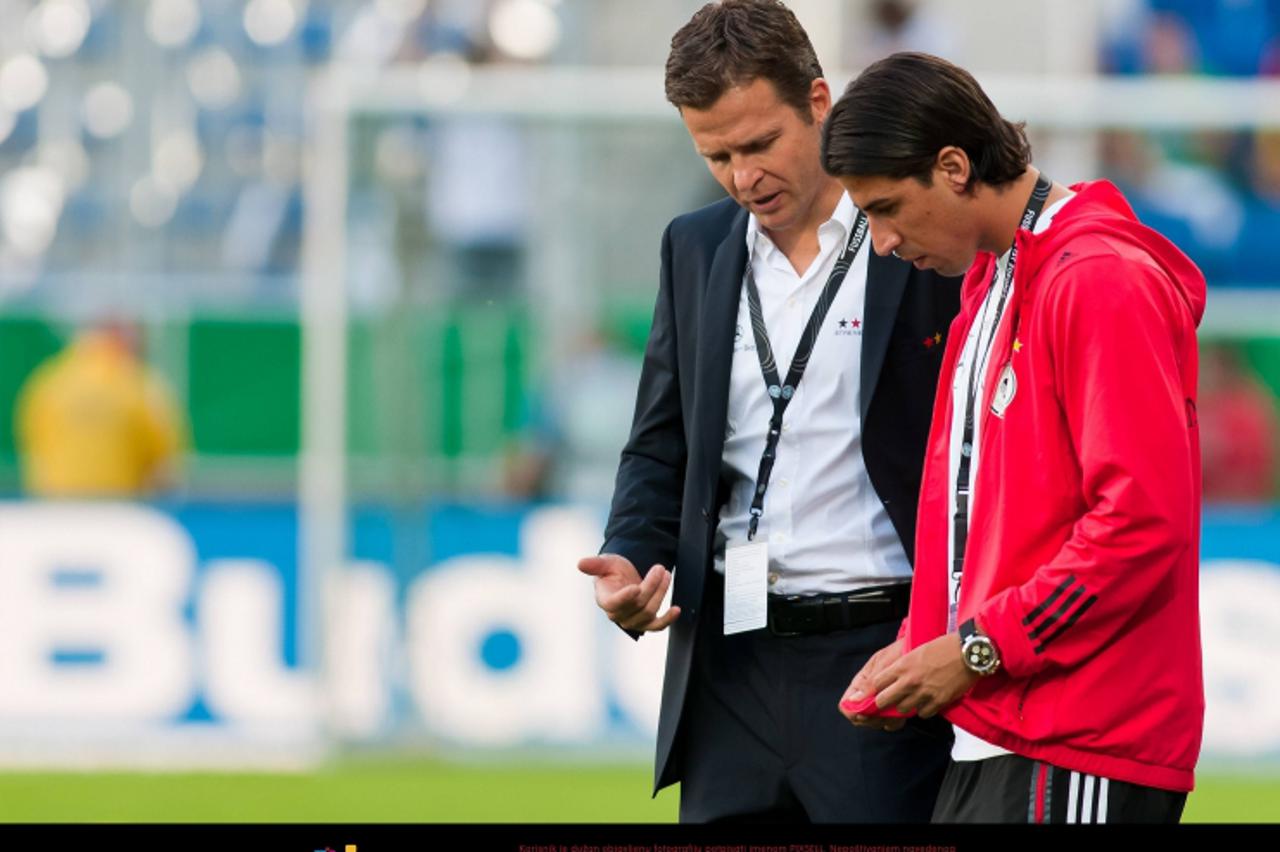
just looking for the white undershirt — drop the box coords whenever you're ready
[714,192,912,595]
[948,191,1075,761]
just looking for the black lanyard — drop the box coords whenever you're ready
[951,174,1052,585]
[743,210,869,541]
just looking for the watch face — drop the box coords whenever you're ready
[964,637,998,673]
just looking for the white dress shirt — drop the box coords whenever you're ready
[714,192,912,596]
[948,191,1075,761]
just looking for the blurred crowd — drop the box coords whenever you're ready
[1,0,1279,504]
[0,0,550,302]
[1098,0,1280,286]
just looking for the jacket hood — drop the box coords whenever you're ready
[1021,180,1207,328]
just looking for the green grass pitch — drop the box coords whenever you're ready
[0,761,1274,822]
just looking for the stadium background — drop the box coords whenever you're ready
[0,0,1278,823]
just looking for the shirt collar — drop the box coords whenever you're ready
[745,191,857,263]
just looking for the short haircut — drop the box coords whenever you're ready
[665,0,823,118]
[822,52,1032,189]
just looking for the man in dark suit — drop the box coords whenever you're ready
[578,0,959,822]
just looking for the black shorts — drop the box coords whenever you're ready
[932,754,1187,823]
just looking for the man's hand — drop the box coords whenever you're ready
[578,553,681,632]
[869,632,979,719]
[839,638,909,731]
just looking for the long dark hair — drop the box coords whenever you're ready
[822,52,1031,188]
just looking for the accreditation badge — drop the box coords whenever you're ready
[724,541,768,635]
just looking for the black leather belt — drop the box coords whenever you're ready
[767,582,911,637]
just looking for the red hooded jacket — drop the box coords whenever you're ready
[904,181,1205,792]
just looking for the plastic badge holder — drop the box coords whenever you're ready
[840,694,916,719]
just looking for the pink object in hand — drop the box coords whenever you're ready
[840,694,916,719]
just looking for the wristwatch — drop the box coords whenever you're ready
[959,618,1001,676]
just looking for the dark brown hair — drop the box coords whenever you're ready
[665,0,823,117]
[821,52,1031,189]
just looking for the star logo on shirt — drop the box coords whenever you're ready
[923,331,943,350]
[835,317,862,337]
[1013,338,1024,353]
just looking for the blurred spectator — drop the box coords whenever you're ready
[1103,0,1277,76]
[1199,344,1280,502]
[1157,0,1274,76]
[845,0,960,69]
[425,111,529,303]
[1098,129,1243,282]
[14,322,186,498]
[423,30,531,303]
[1236,130,1280,284]
[502,327,641,505]
[1143,11,1199,74]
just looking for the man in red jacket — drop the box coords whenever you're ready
[819,53,1205,823]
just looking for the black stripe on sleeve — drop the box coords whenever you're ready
[1022,576,1077,626]
[1028,585,1087,640]
[1034,595,1099,653]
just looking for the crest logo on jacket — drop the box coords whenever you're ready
[991,362,1017,418]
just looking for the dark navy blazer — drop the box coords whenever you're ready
[601,197,961,792]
